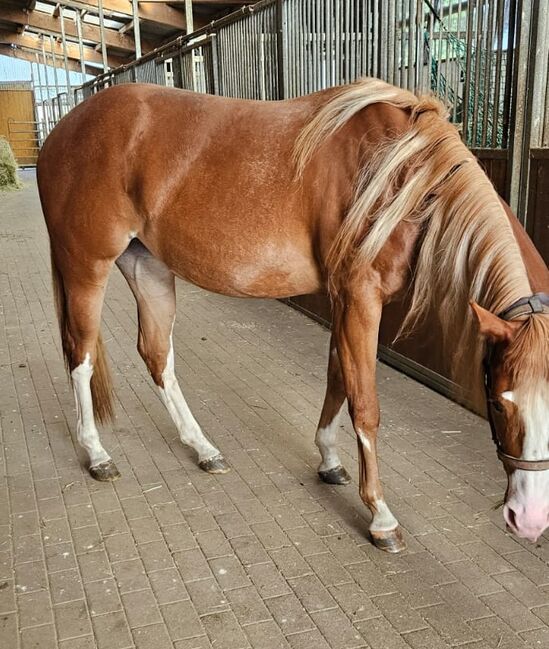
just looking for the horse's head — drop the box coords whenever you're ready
[472,302,549,543]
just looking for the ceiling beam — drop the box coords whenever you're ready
[0,43,101,76]
[41,1,188,30]
[0,30,126,67]
[0,7,156,53]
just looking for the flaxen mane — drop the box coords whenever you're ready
[295,78,547,406]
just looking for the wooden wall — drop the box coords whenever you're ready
[527,149,549,266]
[0,88,38,165]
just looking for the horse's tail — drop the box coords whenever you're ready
[50,251,114,424]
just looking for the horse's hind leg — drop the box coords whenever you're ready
[53,256,121,481]
[116,240,229,474]
[315,335,351,485]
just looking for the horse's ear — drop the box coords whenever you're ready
[470,302,518,343]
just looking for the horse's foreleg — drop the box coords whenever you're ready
[333,291,405,553]
[315,335,351,484]
[116,241,229,474]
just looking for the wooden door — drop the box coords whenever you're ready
[0,88,39,165]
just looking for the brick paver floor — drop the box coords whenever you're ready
[1,173,549,649]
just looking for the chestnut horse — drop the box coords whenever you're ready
[37,78,549,553]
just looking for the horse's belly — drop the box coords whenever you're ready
[149,236,322,298]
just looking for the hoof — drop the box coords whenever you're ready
[199,455,230,475]
[89,460,121,482]
[318,465,351,485]
[370,526,406,553]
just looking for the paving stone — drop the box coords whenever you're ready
[227,585,271,625]
[265,592,315,635]
[286,629,332,649]
[270,546,312,580]
[92,610,133,649]
[481,590,545,633]
[401,627,452,649]
[44,541,77,573]
[173,548,212,583]
[149,567,189,605]
[121,588,162,628]
[133,622,174,649]
[312,607,365,649]
[230,535,271,567]
[84,577,122,616]
[20,623,57,649]
[77,551,112,583]
[174,636,212,649]
[201,610,249,649]
[17,589,53,628]
[161,600,204,641]
[111,558,149,593]
[49,568,85,604]
[54,599,92,640]
[210,554,251,590]
[243,620,290,649]
[185,577,229,616]
[247,562,292,599]
[371,592,428,633]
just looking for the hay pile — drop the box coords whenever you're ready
[0,136,22,191]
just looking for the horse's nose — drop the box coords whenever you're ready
[504,502,549,542]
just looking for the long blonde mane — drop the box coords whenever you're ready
[295,78,535,405]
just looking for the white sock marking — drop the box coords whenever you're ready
[71,353,111,467]
[159,330,220,463]
[370,498,398,532]
[315,405,344,471]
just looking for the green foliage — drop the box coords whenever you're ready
[0,136,22,191]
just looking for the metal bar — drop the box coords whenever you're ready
[132,0,142,60]
[462,0,475,143]
[491,0,506,146]
[49,36,61,99]
[481,0,496,146]
[210,32,220,94]
[276,0,285,98]
[59,6,73,107]
[98,0,109,72]
[74,10,86,84]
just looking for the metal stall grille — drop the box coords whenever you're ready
[215,2,279,100]
[69,0,517,151]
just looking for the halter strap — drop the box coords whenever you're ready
[485,293,549,472]
[497,293,549,321]
[497,449,549,472]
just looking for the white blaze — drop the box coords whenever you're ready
[504,382,549,514]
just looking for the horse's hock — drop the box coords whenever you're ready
[2,171,549,649]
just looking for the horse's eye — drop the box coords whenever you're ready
[491,400,504,413]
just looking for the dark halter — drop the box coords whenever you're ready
[484,293,549,472]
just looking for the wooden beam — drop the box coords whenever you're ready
[40,1,188,30]
[0,7,156,53]
[0,30,126,67]
[0,43,101,76]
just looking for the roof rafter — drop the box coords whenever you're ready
[46,0,188,30]
[0,29,125,67]
[0,43,101,76]
[0,6,156,53]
